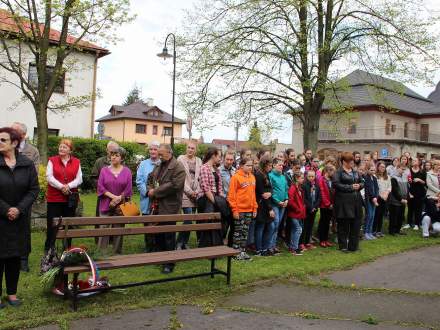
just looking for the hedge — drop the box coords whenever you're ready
[46,137,214,191]
[47,136,145,190]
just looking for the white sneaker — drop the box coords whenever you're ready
[413,225,419,231]
[402,224,411,230]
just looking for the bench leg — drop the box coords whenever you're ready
[63,274,69,300]
[211,258,216,278]
[226,256,232,285]
[72,273,79,311]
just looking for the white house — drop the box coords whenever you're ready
[0,9,109,138]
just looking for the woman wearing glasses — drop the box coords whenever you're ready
[0,127,39,308]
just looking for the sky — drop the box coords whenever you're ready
[95,0,440,145]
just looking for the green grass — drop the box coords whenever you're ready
[0,193,439,329]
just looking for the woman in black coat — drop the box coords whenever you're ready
[254,156,274,255]
[333,152,364,252]
[0,127,39,308]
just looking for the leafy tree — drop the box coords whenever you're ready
[179,0,440,152]
[248,121,263,150]
[0,1,133,163]
[123,84,144,106]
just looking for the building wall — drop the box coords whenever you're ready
[318,142,440,159]
[0,40,97,138]
[290,108,440,158]
[102,119,183,144]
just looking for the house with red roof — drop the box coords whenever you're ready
[0,8,109,138]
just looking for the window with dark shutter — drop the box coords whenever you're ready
[348,118,357,134]
[28,63,65,93]
[385,119,391,135]
[163,127,172,136]
[135,124,146,134]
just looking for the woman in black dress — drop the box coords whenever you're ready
[333,152,364,252]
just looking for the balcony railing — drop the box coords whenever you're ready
[319,127,440,145]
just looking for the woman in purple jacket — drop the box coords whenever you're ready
[97,147,132,253]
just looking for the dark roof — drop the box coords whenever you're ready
[323,70,440,116]
[96,102,186,124]
[428,81,440,105]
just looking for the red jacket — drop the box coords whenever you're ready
[287,184,306,220]
[318,175,333,208]
[46,155,80,203]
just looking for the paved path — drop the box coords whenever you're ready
[320,245,440,292]
[33,246,440,330]
[34,306,427,330]
[222,282,438,327]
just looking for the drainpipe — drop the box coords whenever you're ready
[90,53,99,138]
[123,120,126,141]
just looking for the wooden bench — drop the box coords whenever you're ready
[55,212,237,310]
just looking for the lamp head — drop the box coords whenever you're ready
[157,47,173,59]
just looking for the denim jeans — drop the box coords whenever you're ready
[176,207,196,247]
[289,218,303,250]
[255,221,267,252]
[247,220,256,246]
[264,206,285,250]
[365,200,376,235]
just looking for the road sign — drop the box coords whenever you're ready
[381,148,388,157]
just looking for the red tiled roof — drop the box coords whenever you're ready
[0,8,109,57]
[212,139,249,148]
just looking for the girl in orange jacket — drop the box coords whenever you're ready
[227,158,258,260]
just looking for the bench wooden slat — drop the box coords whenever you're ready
[57,213,221,226]
[63,246,237,273]
[56,223,221,239]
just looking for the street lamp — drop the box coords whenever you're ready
[157,33,176,147]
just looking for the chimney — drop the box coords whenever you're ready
[146,98,154,107]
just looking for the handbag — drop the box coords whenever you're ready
[119,201,140,216]
[67,192,79,209]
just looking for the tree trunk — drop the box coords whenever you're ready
[35,102,49,165]
[303,110,320,153]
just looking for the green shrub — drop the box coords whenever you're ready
[47,136,146,191]
[172,143,187,158]
[46,138,216,191]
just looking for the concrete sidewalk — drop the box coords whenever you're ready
[34,305,427,330]
[320,245,440,292]
[34,246,440,330]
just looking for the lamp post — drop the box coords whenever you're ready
[157,33,176,147]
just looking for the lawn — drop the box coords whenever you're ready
[0,193,439,329]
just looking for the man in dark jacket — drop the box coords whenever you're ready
[148,144,186,274]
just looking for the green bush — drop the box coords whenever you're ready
[46,138,217,191]
[172,143,214,159]
[47,136,146,191]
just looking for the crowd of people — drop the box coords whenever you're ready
[1,122,440,308]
